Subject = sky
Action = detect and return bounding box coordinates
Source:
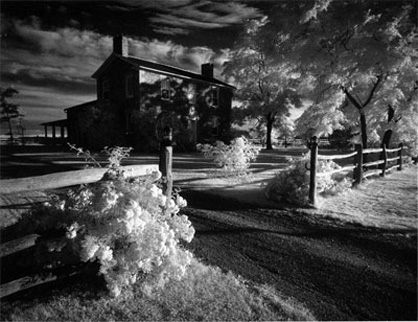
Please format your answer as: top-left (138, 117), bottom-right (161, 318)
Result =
top-left (0, 0), bottom-right (301, 136)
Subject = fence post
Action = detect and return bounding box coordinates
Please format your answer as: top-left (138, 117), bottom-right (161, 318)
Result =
top-left (381, 144), bottom-right (387, 177)
top-left (397, 143), bottom-right (403, 171)
top-left (159, 126), bottom-right (173, 200)
top-left (309, 136), bottom-right (318, 207)
top-left (353, 144), bottom-right (363, 186)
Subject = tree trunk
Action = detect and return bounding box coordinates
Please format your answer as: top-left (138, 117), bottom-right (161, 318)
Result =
top-left (359, 111), bottom-right (368, 163)
top-left (265, 114), bottom-right (274, 150)
top-left (359, 111), bottom-right (367, 150)
top-left (381, 105), bottom-right (395, 149)
top-left (379, 105), bottom-right (395, 168)
top-left (7, 118), bottom-right (14, 145)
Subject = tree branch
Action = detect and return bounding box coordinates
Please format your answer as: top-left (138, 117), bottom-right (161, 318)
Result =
top-left (341, 86), bottom-right (363, 111)
top-left (362, 74), bottom-right (382, 107)
top-left (258, 79), bottom-right (264, 95)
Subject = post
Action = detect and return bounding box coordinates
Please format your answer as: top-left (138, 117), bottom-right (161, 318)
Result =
top-left (397, 143), bottom-right (403, 171)
top-left (159, 126), bottom-right (173, 200)
top-left (309, 136), bottom-right (318, 207)
top-left (353, 144), bottom-right (363, 186)
top-left (381, 144), bottom-right (387, 177)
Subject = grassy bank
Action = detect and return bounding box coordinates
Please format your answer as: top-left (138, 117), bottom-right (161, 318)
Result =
top-left (1, 255), bottom-right (315, 321)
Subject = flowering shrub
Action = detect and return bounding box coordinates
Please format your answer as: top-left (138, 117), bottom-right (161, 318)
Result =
top-left (197, 137), bottom-right (260, 179)
top-left (41, 146), bottom-right (195, 297)
top-left (264, 154), bottom-right (352, 205)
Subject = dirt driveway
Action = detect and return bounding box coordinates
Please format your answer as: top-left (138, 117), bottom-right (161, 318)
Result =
top-left (181, 187), bottom-right (417, 321)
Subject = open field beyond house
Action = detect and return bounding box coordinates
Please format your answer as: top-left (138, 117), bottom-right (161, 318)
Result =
top-left (0, 145), bottom-right (417, 321)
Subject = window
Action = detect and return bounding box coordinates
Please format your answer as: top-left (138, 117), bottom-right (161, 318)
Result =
top-left (102, 78), bottom-right (110, 100)
top-left (161, 78), bottom-right (171, 101)
top-left (210, 86), bottom-right (219, 107)
top-left (125, 74), bottom-right (135, 98)
top-left (211, 116), bottom-right (219, 136)
top-left (186, 83), bottom-right (196, 104)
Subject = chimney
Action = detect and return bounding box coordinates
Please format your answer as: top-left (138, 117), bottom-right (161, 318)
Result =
top-left (113, 34), bottom-right (128, 57)
top-left (201, 63), bottom-right (214, 78)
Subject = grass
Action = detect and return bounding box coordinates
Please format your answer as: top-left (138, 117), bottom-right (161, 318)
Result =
top-left (0, 253), bottom-right (315, 321)
top-left (315, 165), bottom-right (417, 230)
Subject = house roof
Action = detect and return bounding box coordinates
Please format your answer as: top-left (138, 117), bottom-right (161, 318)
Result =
top-left (64, 100), bottom-right (97, 112)
top-left (92, 53), bottom-right (235, 89)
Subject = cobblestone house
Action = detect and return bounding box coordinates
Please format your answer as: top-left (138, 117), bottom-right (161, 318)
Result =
top-left (65, 35), bottom-right (235, 152)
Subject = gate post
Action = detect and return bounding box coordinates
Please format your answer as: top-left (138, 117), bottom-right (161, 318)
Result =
top-left (159, 126), bottom-right (173, 200)
top-left (309, 136), bottom-right (318, 207)
top-left (353, 144), bottom-right (363, 186)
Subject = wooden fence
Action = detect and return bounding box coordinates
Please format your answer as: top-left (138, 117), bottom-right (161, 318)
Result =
top-left (0, 144), bottom-right (173, 299)
top-left (308, 136), bottom-right (403, 207)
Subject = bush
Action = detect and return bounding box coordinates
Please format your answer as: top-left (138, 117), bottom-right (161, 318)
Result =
top-left (15, 146), bottom-right (195, 298)
top-left (264, 154), bottom-right (352, 206)
top-left (197, 136), bottom-right (260, 179)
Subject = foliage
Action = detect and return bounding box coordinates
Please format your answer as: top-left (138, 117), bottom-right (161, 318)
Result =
top-left (197, 136), bottom-right (260, 179)
top-left (265, 155), bottom-right (352, 205)
top-left (223, 17), bottom-right (303, 150)
top-left (1, 86), bottom-right (24, 144)
top-left (23, 146), bottom-right (195, 298)
top-left (292, 0), bottom-right (418, 149)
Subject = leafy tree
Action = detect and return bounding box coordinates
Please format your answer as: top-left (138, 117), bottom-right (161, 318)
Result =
top-left (275, 116), bottom-right (295, 147)
top-left (1, 86), bottom-right (24, 145)
top-left (292, 0), bottom-right (417, 151)
top-left (223, 17), bottom-right (303, 150)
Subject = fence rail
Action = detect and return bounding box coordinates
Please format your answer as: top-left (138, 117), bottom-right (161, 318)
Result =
top-left (308, 136), bottom-right (403, 207)
top-left (318, 151), bottom-right (357, 160)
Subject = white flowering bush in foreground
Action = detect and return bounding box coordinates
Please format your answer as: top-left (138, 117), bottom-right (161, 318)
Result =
top-left (197, 136), bottom-right (260, 179)
top-left (265, 154), bottom-right (352, 205)
top-left (44, 147), bottom-right (195, 297)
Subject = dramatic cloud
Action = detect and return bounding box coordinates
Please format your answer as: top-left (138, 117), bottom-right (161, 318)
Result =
top-left (147, 1), bottom-right (262, 35)
top-left (116, 0), bottom-right (194, 8)
top-left (128, 38), bottom-right (229, 77)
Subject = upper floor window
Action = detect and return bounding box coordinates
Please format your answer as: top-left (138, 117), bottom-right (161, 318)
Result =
top-left (161, 78), bottom-right (171, 101)
top-left (125, 74), bottom-right (135, 98)
top-left (186, 83), bottom-right (196, 104)
top-left (102, 78), bottom-right (110, 100)
top-left (210, 86), bottom-right (219, 107)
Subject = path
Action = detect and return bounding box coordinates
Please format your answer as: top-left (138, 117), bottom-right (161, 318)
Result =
top-left (178, 164), bottom-right (417, 320)
top-left (181, 169), bottom-right (417, 320)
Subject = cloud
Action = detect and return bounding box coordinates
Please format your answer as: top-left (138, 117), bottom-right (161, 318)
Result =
top-left (128, 38), bottom-right (230, 79)
top-left (12, 17), bottom-right (111, 60)
top-left (115, 0), bottom-right (193, 9)
top-left (1, 17), bottom-right (109, 90)
top-left (145, 1), bottom-right (262, 35)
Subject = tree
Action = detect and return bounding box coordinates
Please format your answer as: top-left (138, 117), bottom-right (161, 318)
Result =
top-left (17, 116), bottom-right (26, 146)
top-left (275, 116), bottom-right (295, 147)
top-left (292, 0), bottom-right (417, 151)
top-left (223, 17), bottom-right (303, 150)
top-left (1, 86), bottom-right (24, 145)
